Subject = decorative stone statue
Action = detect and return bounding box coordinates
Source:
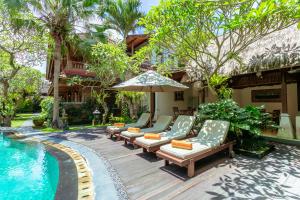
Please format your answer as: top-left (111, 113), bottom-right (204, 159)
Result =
top-left (277, 113), bottom-right (294, 140)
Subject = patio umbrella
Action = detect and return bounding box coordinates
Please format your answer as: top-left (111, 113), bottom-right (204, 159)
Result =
top-left (113, 70), bottom-right (189, 126)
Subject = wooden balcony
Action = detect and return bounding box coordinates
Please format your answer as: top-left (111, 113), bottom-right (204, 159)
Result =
top-left (66, 61), bottom-right (87, 70)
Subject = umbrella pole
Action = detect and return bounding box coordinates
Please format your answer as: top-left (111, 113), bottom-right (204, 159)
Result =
top-left (150, 92), bottom-right (155, 127)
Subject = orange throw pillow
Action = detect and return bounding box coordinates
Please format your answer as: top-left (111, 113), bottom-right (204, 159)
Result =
top-left (144, 133), bottom-right (161, 140)
top-left (171, 140), bottom-right (193, 150)
top-left (127, 127), bottom-right (141, 133)
top-left (114, 123), bottom-right (125, 127)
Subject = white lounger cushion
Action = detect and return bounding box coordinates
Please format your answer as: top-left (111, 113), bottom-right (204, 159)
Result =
top-left (196, 120), bottom-right (230, 146)
top-left (135, 134), bottom-right (187, 147)
top-left (107, 113), bottom-right (151, 133)
top-left (160, 120), bottom-right (230, 159)
top-left (160, 143), bottom-right (211, 159)
top-left (135, 115), bottom-right (195, 147)
top-left (120, 131), bottom-right (145, 138)
top-left (121, 115), bottom-right (172, 138)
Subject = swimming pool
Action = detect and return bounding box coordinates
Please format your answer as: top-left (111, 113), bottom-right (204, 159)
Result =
top-left (0, 133), bottom-right (59, 200)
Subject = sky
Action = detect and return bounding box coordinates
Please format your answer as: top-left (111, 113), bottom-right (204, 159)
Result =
top-left (37, 0), bottom-right (160, 74)
top-left (141, 0), bottom-right (160, 12)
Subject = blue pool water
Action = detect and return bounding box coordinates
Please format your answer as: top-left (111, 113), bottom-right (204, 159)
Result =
top-left (0, 133), bottom-right (59, 200)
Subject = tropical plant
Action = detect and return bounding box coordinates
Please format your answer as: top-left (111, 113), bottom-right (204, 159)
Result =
top-left (209, 74), bottom-right (232, 100)
top-left (32, 115), bottom-right (46, 127)
top-left (137, 0), bottom-right (300, 95)
top-left (40, 97), bottom-right (54, 126)
top-left (109, 114), bottom-right (134, 124)
top-left (0, 1), bottom-right (45, 126)
top-left (92, 90), bottom-right (110, 124)
top-left (115, 91), bottom-right (144, 119)
top-left (100, 0), bottom-right (144, 39)
top-left (196, 99), bottom-right (276, 141)
top-left (5, 0), bottom-right (98, 128)
top-left (87, 42), bottom-right (132, 123)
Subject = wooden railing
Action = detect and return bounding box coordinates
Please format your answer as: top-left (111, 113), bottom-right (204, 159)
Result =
top-left (67, 61), bottom-right (87, 70)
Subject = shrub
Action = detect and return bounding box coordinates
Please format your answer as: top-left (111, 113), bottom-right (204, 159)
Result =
top-left (32, 114), bottom-right (46, 127)
top-left (40, 97), bottom-right (54, 126)
top-left (196, 99), bottom-right (276, 141)
top-left (109, 114), bottom-right (135, 124)
top-left (62, 98), bottom-right (98, 125)
top-left (16, 96), bottom-right (42, 113)
top-left (16, 99), bottom-right (34, 113)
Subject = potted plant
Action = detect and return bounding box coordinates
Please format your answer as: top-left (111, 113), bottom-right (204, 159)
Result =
top-left (32, 114), bottom-right (46, 127)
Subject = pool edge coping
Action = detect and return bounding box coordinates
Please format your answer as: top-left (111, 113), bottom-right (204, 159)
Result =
top-left (2, 131), bottom-right (94, 200)
top-left (1, 128), bottom-right (129, 200)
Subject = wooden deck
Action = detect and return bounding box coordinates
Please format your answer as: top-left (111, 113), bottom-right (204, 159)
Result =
top-left (52, 128), bottom-right (300, 200)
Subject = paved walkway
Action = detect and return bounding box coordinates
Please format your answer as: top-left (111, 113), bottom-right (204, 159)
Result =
top-left (20, 113), bottom-right (39, 127)
top-left (47, 128), bottom-right (300, 200)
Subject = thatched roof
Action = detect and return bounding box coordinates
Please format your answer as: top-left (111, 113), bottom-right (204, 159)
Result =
top-left (186, 24), bottom-right (300, 81)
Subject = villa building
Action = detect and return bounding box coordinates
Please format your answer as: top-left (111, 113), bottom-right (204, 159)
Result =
top-left (132, 25), bottom-right (300, 140)
top-left (45, 25), bottom-right (300, 138)
top-left (46, 44), bottom-right (99, 103)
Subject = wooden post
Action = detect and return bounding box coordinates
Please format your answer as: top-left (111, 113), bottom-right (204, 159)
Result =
top-left (297, 80), bottom-right (300, 111)
top-left (165, 160), bottom-right (169, 166)
top-left (281, 72), bottom-right (288, 113)
top-left (150, 92), bottom-right (155, 126)
top-left (201, 87), bottom-right (205, 104)
top-left (187, 159), bottom-right (195, 177)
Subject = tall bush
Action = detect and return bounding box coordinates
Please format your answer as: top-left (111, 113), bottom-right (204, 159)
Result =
top-left (196, 99), bottom-right (276, 140)
top-left (40, 97), bottom-right (54, 126)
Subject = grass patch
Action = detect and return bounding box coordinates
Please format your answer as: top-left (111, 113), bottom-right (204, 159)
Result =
top-left (11, 113), bottom-right (35, 128)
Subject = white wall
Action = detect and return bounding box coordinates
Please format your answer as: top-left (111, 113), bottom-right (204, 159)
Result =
top-left (233, 83), bottom-right (298, 125)
top-left (154, 85), bottom-right (196, 118)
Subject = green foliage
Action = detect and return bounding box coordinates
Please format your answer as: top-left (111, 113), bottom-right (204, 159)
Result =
top-left (100, 0), bottom-right (144, 38)
top-left (89, 42), bottom-right (133, 83)
top-left (238, 137), bottom-right (270, 153)
top-left (115, 91), bottom-right (144, 119)
top-left (115, 91), bottom-right (144, 106)
top-left (0, 1), bottom-right (45, 126)
top-left (109, 114), bottom-right (134, 124)
top-left (209, 74), bottom-right (232, 100)
top-left (197, 99), bottom-right (275, 139)
top-left (138, 0), bottom-right (300, 87)
top-left (40, 97), bottom-right (54, 126)
top-left (16, 99), bottom-right (34, 113)
top-left (32, 114), bottom-right (46, 127)
top-left (88, 42), bottom-right (135, 123)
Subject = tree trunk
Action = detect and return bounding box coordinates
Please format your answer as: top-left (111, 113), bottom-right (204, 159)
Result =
top-left (102, 102), bottom-right (109, 124)
top-left (52, 35), bottom-right (62, 128)
top-left (207, 81), bottom-right (219, 101)
top-left (2, 81), bottom-right (12, 127)
top-left (132, 100), bottom-right (139, 119)
top-left (126, 100), bottom-right (136, 119)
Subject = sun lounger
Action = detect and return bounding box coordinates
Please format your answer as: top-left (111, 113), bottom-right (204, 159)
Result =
top-left (156, 120), bottom-right (235, 177)
top-left (106, 113), bottom-right (151, 140)
top-left (120, 115), bottom-right (173, 146)
top-left (134, 115), bottom-right (196, 152)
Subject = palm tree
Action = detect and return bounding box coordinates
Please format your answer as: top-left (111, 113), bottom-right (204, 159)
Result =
top-left (5, 0), bottom-right (96, 128)
top-left (100, 0), bottom-right (144, 39)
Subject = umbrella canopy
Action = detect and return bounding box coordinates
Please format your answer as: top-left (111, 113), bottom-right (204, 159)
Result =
top-left (113, 70), bottom-right (189, 126)
top-left (113, 70), bottom-right (189, 92)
